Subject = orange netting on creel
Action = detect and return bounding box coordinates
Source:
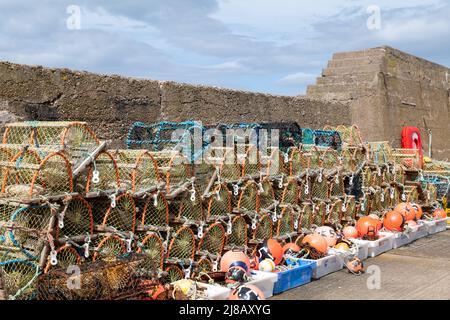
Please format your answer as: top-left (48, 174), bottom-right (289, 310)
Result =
top-left (241, 145), bottom-right (261, 178)
top-left (102, 193), bottom-right (136, 233)
top-left (390, 148), bottom-right (421, 170)
top-left (319, 148), bottom-right (340, 171)
top-left (263, 147), bottom-right (287, 177)
top-left (327, 200), bottom-right (342, 225)
top-left (251, 213), bottom-right (273, 241)
top-left (226, 215), bottom-right (248, 248)
top-left (194, 162), bottom-right (216, 195)
top-left (150, 150), bottom-right (192, 193)
top-left (195, 257), bottom-right (213, 275)
top-left (332, 125), bottom-right (363, 147)
top-left (206, 183), bottom-right (232, 219)
top-left (110, 149), bottom-right (160, 193)
top-left (259, 178), bottom-right (275, 210)
top-left (1, 148), bottom-right (73, 199)
top-left (280, 178), bottom-right (300, 205)
top-left (137, 233), bottom-right (164, 271)
top-left (405, 186), bottom-right (419, 203)
top-left (298, 203), bottom-right (313, 230)
top-left (44, 244), bottom-right (82, 273)
top-left (302, 145), bottom-right (321, 170)
top-left (312, 202), bottom-right (327, 227)
top-left (275, 206), bottom-right (294, 238)
top-left (219, 147), bottom-right (244, 182)
top-left (162, 264), bottom-right (185, 284)
top-left (166, 226), bottom-right (196, 261)
top-left (393, 165), bottom-right (405, 185)
top-left (197, 223), bottom-right (226, 256)
top-left (177, 188), bottom-right (205, 222)
top-left (289, 147), bottom-right (310, 177)
top-left (329, 174), bottom-right (345, 198)
top-left (361, 167), bottom-right (373, 188)
top-left (56, 195), bottom-right (94, 239)
top-left (237, 180), bottom-right (260, 213)
top-left (311, 176), bottom-right (329, 201)
top-left (341, 148), bottom-right (356, 173)
top-left (141, 192), bottom-right (169, 228)
top-left (342, 195), bottom-right (357, 221)
top-left (92, 234), bottom-right (127, 262)
top-left (84, 151), bottom-right (120, 193)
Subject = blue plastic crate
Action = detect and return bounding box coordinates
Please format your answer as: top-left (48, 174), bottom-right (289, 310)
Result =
top-left (272, 260), bottom-right (317, 295)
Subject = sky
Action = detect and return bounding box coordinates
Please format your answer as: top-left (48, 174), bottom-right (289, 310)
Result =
top-left (0, 0), bottom-right (449, 96)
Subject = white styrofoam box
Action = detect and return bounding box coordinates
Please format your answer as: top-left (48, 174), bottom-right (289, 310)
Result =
top-left (352, 233), bottom-right (394, 258)
top-left (248, 270), bottom-right (278, 299)
top-left (409, 221), bottom-right (429, 241)
top-left (353, 240), bottom-right (369, 260)
top-left (379, 231), bottom-right (412, 249)
top-left (198, 283), bottom-right (231, 300)
top-left (423, 218), bottom-right (448, 234)
top-left (301, 254), bottom-right (344, 279)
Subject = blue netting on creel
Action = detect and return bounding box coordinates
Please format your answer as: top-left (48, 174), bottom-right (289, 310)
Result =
top-left (126, 121), bottom-right (208, 163)
top-left (302, 129), bottom-right (342, 150)
top-left (420, 175), bottom-right (450, 200)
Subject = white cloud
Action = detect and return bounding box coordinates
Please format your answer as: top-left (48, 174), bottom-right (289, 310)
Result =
top-left (277, 72), bottom-right (317, 86)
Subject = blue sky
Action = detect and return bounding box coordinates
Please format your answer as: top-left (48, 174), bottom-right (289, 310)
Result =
top-left (0, 0), bottom-right (449, 95)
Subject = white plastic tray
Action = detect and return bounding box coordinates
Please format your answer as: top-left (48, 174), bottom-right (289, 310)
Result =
top-left (352, 233), bottom-right (394, 257)
top-left (408, 221), bottom-right (429, 241)
top-left (198, 283), bottom-right (231, 300)
top-left (248, 270), bottom-right (278, 299)
top-left (301, 254), bottom-right (344, 279)
top-left (379, 231), bottom-right (412, 249)
top-left (424, 218), bottom-right (448, 234)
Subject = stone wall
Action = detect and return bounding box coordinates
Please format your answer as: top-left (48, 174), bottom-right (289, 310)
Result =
top-left (307, 46), bottom-right (450, 160)
top-left (0, 61), bottom-right (350, 147)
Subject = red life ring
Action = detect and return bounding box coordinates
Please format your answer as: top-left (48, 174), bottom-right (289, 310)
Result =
top-left (401, 127), bottom-right (423, 168)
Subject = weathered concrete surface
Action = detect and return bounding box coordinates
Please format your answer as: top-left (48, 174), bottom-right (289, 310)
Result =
top-left (272, 230), bottom-right (450, 300)
top-left (0, 62), bottom-right (350, 147)
top-left (307, 46), bottom-right (450, 160)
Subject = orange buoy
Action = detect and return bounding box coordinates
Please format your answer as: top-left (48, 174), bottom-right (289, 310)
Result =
top-left (229, 284), bottom-right (265, 300)
top-left (256, 239), bottom-right (283, 265)
top-left (394, 202), bottom-right (415, 221)
top-left (433, 208), bottom-right (447, 220)
top-left (301, 234), bottom-right (328, 254)
top-left (342, 226), bottom-right (358, 239)
top-left (356, 216), bottom-right (379, 237)
top-left (410, 203), bottom-right (423, 220)
top-left (220, 250), bottom-right (250, 273)
top-left (383, 210), bottom-right (404, 231)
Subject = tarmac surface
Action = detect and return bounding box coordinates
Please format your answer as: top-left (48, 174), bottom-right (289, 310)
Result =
top-left (272, 230), bottom-right (450, 300)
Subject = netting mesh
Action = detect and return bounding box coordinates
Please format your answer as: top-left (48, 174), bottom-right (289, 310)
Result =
top-left (137, 233), bottom-right (164, 271)
top-left (393, 165), bottom-right (405, 185)
top-left (219, 148), bottom-right (244, 182)
top-left (44, 245), bottom-right (81, 273)
top-left (151, 151), bottom-right (192, 193)
top-left (275, 207), bottom-right (294, 238)
top-left (167, 226), bottom-right (196, 261)
top-left (367, 142), bottom-right (391, 165)
top-left (195, 257), bottom-right (213, 275)
top-left (111, 150), bottom-right (160, 192)
top-left (312, 202), bottom-right (326, 226)
top-left (342, 195), bottom-right (356, 221)
top-left (280, 179), bottom-right (300, 204)
top-left (299, 203), bottom-right (313, 230)
top-left (252, 214), bottom-right (273, 241)
top-left (207, 184), bottom-right (231, 219)
top-left (320, 148), bottom-right (340, 170)
top-left (259, 178), bottom-right (275, 210)
top-left (92, 235), bottom-right (127, 262)
top-left (197, 223), bottom-right (225, 255)
top-left (311, 176), bottom-right (329, 201)
top-left (85, 151), bottom-right (120, 193)
top-left (163, 264), bottom-right (185, 284)
top-left (328, 200), bottom-right (342, 225)
top-left (141, 193), bottom-right (169, 227)
top-left (289, 148), bottom-right (309, 176)
top-left (241, 146), bottom-right (261, 177)
top-left (237, 181), bottom-right (259, 212)
top-left (56, 196), bottom-right (93, 239)
top-left (330, 175), bottom-right (345, 198)
top-left (226, 215), bottom-right (247, 248)
top-left (0, 260), bottom-right (39, 300)
top-left (341, 148), bottom-right (356, 172)
top-left (177, 188), bottom-right (205, 222)
top-left (390, 148), bottom-right (421, 170)
top-left (102, 194), bottom-right (136, 233)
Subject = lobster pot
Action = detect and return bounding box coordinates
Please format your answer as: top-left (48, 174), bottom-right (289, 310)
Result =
top-left (0, 147), bottom-right (15, 185)
top-left (329, 174), bottom-right (345, 198)
top-left (44, 244), bottom-right (82, 274)
top-left (36, 253), bottom-right (155, 300)
top-left (299, 203), bottom-right (313, 230)
top-left (2, 121), bottom-right (100, 169)
top-left (301, 145), bottom-right (321, 170)
top-left (299, 176), bottom-right (312, 202)
top-left (341, 148), bottom-right (356, 173)
top-left (251, 213), bottom-right (273, 241)
top-left (370, 189), bottom-right (384, 213)
top-left (82, 151), bottom-right (120, 193)
top-left (237, 181), bottom-right (260, 213)
top-left (217, 147), bottom-right (243, 182)
top-left (92, 234), bottom-right (127, 262)
top-left (289, 147), bottom-right (310, 176)
top-left (1, 205), bottom-right (54, 260)
top-left (1, 148), bottom-right (73, 199)
top-left (280, 178), bottom-right (300, 205)
top-left (140, 192), bottom-right (169, 228)
top-left (311, 176), bottom-right (329, 201)
top-left (56, 196), bottom-right (94, 241)
top-left (101, 194), bottom-right (137, 233)
top-left (194, 162), bottom-right (216, 195)
top-left (166, 226), bottom-right (196, 262)
top-left (312, 202), bottom-right (327, 227)
top-left (367, 141), bottom-right (391, 166)
top-left (150, 150), bottom-right (192, 193)
top-left (136, 232), bottom-right (164, 271)
top-left (274, 207), bottom-right (295, 239)
top-left (404, 186), bottom-right (419, 203)
top-left (334, 125), bottom-right (363, 147)
top-left (372, 167), bottom-right (384, 186)
top-left (357, 193), bottom-right (370, 216)
top-left (195, 257), bottom-right (213, 275)
top-left (361, 167), bottom-right (373, 188)
top-left (393, 165), bottom-right (405, 185)
top-left (341, 195), bottom-right (356, 222)
top-left (320, 148), bottom-right (340, 171)
top-left (327, 200), bottom-right (342, 225)
top-left (423, 183), bottom-right (438, 205)
top-left (176, 188), bottom-right (205, 222)
top-left (226, 215), bottom-right (248, 248)
top-left (241, 145), bottom-right (261, 178)
top-left (86, 197), bottom-right (114, 226)
top-left (388, 186), bottom-right (401, 208)
top-left (390, 148), bottom-right (421, 170)
top-left (0, 259), bottom-right (40, 300)
top-left (263, 147), bottom-right (288, 177)
top-left (259, 178), bottom-right (275, 210)
top-left (163, 264), bottom-right (185, 284)
top-left (206, 184), bottom-right (231, 220)
top-left (110, 150), bottom-right (160, 193)
top-left (197, 223), bottom-right (226, 256)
